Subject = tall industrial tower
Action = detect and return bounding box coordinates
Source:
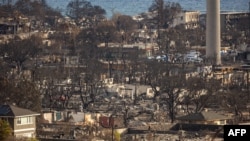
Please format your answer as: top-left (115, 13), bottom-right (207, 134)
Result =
top-left (206, 0), bottom-right (221, 65)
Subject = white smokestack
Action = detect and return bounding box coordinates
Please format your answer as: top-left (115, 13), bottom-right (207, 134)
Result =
top-left (206, 0), bottom-right (221, 65)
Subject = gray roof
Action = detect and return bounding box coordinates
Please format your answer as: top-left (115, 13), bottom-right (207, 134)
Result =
top-left (176, 111), bottom-right (230, 121)
top-left (0, 104), bottom-right (40, 117)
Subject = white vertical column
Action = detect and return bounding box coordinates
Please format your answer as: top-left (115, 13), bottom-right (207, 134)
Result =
top-left (206, 0), bottom-right (221, 65)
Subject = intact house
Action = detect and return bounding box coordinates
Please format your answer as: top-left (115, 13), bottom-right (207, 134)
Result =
top-left (0, 104), bottom-right (40, 138)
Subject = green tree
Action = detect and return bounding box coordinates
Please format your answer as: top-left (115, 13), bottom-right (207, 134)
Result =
top-left (0, 119), bottom-right (12, 141)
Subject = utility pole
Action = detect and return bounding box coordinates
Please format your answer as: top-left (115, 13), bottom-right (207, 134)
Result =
top-left (109, 114), bottom-right (116, 141)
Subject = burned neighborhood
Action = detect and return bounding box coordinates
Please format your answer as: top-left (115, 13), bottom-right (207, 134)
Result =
top-left (0, 0), bottom-right (250, 141)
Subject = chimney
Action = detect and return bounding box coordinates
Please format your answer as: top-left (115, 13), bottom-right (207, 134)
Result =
top-left (206, 0), bottom-right (221, 65)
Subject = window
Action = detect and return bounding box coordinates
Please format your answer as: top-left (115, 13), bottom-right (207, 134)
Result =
top-left (17, 117), bottom-right (33, 125)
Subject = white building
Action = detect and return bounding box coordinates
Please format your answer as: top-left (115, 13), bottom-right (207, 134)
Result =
top-left (172, 11), bottom-right (200, 29)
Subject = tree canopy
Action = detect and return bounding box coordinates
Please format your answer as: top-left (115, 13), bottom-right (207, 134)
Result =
top-left (66, 0), bottom-right (106, 21)
top-left (0, 119), bottom-right (12, 141)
